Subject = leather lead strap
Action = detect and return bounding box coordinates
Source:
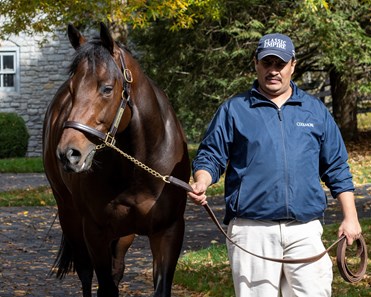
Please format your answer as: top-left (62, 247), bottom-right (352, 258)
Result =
top-left (167, 175), bottom-right (367, 283)
top-left (336, 235), bottom-right (367, 283)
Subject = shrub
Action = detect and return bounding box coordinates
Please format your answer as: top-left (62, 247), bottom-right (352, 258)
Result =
top-left (0, 112), bottom-right (29, 158)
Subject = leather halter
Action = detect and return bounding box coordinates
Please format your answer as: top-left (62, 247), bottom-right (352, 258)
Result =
top-left (63, 51), bottom-right (132, 145)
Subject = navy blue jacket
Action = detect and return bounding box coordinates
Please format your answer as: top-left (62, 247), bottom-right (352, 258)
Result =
top-left (193, 81), bottom-right (354, 224)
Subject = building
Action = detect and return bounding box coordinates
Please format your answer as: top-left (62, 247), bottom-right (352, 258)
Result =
top-left (0, 28), bottom-right (74, 156)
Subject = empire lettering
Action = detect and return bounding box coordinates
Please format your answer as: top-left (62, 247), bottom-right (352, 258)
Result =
top-left (264, 38), bottom-right (287, 49)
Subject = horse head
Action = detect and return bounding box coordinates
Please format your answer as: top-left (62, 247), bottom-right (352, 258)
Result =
top-left (57, 23), bottom-right (132, 173)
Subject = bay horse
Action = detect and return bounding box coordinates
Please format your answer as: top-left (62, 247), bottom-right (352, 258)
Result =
top-left (42, 23), bottom-right (190, 297)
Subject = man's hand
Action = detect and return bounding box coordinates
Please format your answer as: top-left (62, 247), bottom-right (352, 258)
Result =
top-left (337, 192), bottom-right (362, 245)
top-left (188, 170), bottom-right (212, 206)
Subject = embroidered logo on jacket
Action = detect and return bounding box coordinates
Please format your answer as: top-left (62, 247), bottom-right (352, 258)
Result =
top-left (296, 122), bottom-right (314, 127)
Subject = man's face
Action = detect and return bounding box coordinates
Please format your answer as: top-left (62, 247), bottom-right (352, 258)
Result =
top-left (255, 56), bottom-right (296, 99)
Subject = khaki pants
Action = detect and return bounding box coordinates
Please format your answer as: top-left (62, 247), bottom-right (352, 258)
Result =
top-left (227, 219), bottom-right (333, 297)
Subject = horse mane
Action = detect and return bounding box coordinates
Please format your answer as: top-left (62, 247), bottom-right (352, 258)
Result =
top-left (68, 37), bottom-right (122, 79)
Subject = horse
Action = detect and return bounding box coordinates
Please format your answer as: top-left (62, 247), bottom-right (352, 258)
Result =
top-left (42, 22), bottom-right (190, 297)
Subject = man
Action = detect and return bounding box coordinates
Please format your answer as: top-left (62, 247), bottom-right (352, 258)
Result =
top-left (188, 33), bottom-right (362, 296)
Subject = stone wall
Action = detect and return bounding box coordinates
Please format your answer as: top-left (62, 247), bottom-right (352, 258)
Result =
top-left (0, 29), bottom-right (74, 156)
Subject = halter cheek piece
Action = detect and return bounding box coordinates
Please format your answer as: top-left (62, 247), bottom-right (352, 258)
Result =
top-left (63, 51), bottom-right (132, 146)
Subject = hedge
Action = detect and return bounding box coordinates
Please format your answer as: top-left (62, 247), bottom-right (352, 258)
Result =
top-left (0, 112), bottom-right (30, 158)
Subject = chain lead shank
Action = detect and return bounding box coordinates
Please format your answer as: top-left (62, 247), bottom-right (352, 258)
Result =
top-left (100, 140), bottom-right (170, 183)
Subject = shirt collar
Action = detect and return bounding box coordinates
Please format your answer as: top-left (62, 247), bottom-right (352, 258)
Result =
top-left (250, 80), bottom-right (303, 107)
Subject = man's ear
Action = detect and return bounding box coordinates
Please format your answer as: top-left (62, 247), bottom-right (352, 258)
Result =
top-left (291, 59), bottom-right (297, 74)
top-left (254, 57), bottom-right (258, 70)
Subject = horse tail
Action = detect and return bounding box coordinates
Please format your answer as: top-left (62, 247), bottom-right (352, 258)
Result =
top-left (51, 234), bottom-right (75, 279)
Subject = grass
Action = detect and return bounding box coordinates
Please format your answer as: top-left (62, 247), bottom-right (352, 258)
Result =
top-left (0, 157), bottom-right (44, 173)
top-left (0, 186), bottom-right (55, 207)
top-left (174, 218), bottom-right (371, 297)
top-left (174, 244), bottom-right (234, 296)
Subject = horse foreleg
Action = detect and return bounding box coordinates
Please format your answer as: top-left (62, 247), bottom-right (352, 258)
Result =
top-left (75, 261), bottom-right (94, 297)
top-left (149, 219), bottom-right (185, 297)
top-left (57, 207), bottom-right (94, 297)
top-left (111, 234), bottom-right (135, 286)
top-left (83, 223), bottom-right (118, 297)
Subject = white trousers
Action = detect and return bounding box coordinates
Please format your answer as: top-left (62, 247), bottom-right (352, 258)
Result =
top-left (226, 219), bottom-right (333, 297)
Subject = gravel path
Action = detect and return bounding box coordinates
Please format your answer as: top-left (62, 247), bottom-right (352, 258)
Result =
top-left (0, 203), bottom-right (224, 297)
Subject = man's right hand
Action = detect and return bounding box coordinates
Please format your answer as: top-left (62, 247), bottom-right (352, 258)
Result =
top-left (187, 170), bottom-right (212, 206)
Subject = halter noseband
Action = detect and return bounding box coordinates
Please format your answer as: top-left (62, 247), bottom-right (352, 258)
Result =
top-left (63, 50), bottom-right (132, 146)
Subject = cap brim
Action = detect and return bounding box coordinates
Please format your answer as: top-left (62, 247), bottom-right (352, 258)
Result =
top-left (257, 50), bottom-right (292, 62)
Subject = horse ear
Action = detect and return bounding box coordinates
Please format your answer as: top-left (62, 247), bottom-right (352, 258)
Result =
top-left (99, 22), bottom-right (115, 55)
top-left (68, 23), bottom-right (86, 50)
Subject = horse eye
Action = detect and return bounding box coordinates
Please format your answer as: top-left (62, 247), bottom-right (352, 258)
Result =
top-left (102, 86), bottom-right (113, 95)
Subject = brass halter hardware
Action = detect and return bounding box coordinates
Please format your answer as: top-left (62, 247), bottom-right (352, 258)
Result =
top-left (62, 49), bottom-right (169, 183)
top-left (63, 50), bottom-right (132, 146)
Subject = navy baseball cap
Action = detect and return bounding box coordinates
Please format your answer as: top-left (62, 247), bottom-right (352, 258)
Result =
top-left (256, 33), bottom-right (295, 62)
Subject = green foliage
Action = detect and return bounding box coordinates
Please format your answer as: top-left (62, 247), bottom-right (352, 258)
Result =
top-left (130, 1), bottom-right (266, 141)
top-left (120, 0), bottom-right (222, 31)
top-left (0, 0), bottom-right (370, 141)
top-left (129, 0), bottom-right (370, 141)
top-left (0, 0), bottom-right (222, 38)
top-left (266, 1), bottom-right (370, 140)
top-left (273, 0), bottom-right (371, 92)
top-left (0, 113), bottom-right (29, 158)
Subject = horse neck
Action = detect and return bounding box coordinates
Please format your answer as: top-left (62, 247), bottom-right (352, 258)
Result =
top-left (114, 66), bottom-right (163, 149)
top-left (133, 79), bottom-right (168, 144)
top-left (119, 53), bottom-right (180, 158)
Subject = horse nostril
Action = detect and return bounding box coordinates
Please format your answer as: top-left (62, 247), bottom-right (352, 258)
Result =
top-left (57, 147), bottom-right (82, 169)
top-left (66, 148), bottom-right (82, 165)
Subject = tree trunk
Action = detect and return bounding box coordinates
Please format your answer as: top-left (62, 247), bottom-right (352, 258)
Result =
top-left (329, 68), bottom-right (358, 141)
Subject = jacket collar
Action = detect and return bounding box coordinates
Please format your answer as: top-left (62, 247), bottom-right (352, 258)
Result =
top-left (250, 80), bottom-right (303, 107)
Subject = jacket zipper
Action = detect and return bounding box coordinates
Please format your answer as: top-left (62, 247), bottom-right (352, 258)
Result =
top-left (277, 108), bottom-right (283, 121)
top-left (277, 108), bottom-right (290, 217)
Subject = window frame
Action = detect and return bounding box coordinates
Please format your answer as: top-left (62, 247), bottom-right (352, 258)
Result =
top-left (0, 47), bottom-right (20, 93)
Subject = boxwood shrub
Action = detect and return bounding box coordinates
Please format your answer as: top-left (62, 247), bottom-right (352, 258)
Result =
top-left (0, 112), bottom-right (30, 158)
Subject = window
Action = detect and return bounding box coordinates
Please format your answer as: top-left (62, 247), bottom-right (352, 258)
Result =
top-left (0, 49), bottom-right (18, 92)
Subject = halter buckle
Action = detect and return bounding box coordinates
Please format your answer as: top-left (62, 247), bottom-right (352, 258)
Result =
top-left (104, 133), bottom-right (116, 146)
top-left (124, 68), bottom-right (133, 83)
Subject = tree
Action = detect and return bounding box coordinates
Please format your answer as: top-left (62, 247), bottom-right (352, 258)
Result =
top-left (130, 1), bottom-right (288, 141)
top-left (1, 0), bottom-right (369, 141)
top-left (268, 0), bottom-right (371, 140)
top-left (130, 0), bottom-right (370, 141)
top-left (136, 0), bottom-right (371, 140)
top-left (0, 0), bottom-right (221, 39)
top-left (0, 0), bottom-right (223, 141)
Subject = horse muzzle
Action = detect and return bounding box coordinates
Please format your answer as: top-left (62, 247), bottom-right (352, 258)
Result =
top-left (57, 145), bottom-right (96, 173)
